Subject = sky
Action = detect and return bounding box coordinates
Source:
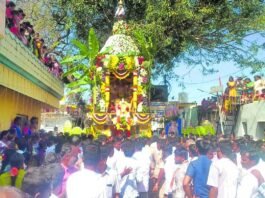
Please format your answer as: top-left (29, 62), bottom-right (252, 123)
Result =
top-left (161, 60), bottom-right (265, 103)
top-left (165, 62), bottom-right (253, 103)
top-left (153, 34), bottom-right (265, 104)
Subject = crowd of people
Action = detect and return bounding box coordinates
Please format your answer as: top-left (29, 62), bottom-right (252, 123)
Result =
top-left (0, 116), bottom-right (265, 198)
top-left (200, 75), bottom-right (265, 114)
top-left (5, 1), bottom-right (63, 78)
top-left (224, 75), bottom-right (265, 104)
top-left (201, 97), bottom-right (218, 112)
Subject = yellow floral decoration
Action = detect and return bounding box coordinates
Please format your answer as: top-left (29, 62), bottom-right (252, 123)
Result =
top-left (109, 55), bottom-right (119, 69)
top-left (137, 86), bottom-right (143, 95)
top-left (125, 56), bottom-right (134, 70)
top-left (101, 83), bottom-right (106, 94)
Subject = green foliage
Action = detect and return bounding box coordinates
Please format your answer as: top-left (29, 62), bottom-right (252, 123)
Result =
top-left (61, 28), bottom-right (100, 95)
top-left (16, 0), bottom-right (71, 54)
top-left (71, 40), bottom-right (89, 56)
top-left (20, 0), bottom-right (265, 75)
top-left (88, 29), bottom-right (100, 60)
top-left (67, 77), bottom-right (92, 88)
top-left (132, 30), bottom-right (156, 62)
top-left (61, 56), bottom-right (86, 64)
top-left (67, 87), bottom-right (89, 95)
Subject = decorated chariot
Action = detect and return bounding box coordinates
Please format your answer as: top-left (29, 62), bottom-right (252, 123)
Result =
top-left (87, 1), bottom-right (152, 137)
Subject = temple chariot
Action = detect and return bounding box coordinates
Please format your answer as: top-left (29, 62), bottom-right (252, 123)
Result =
top-left (87, 1), bottom-right (152, 137)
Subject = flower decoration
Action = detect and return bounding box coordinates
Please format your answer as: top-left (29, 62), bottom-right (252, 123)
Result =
top-left (109, 55), bottom-right (120, 69)
top-left (96, 66), bottom-right (103, 73)
top-left (140, 68), bottom-right (147, 76)
top-left (137, 86), bottom-right (144, 95)
top-left (137, 101), bottom-right (143, 112)
top-left (98, 54), bottom-right (149, 72)
top-left (134, 56), bottom-right (140, 68)
top-left (100, 83), bottom-right (106, 93)
top-left (96, 55), bottom-right (105, 67)
top-left (103, 55), bottom-right (111, 68)
top-left (88, 19), bottom-right (152, 133)
top-left (113, 20), bottom-right (128, 35)
top-left (110, 103), bottom-right (115, 112)
top-left (98, 99), bottom-right (106, 112)
top-left (138, 94), bottom-right (143, 102)
top-left (101, 73), bottom-right (106, 81)
top-left (125, 56), bottom-right (134, 70)
top-left (111, 99), bottom-right (133, 131)
top-left (142, 76), bottom-right (148, 84)
top-left (138, 56), bottom-right (144, 65)
top-left (100, 34), bottom-right (140, 55)
top-left (10, 167), bottom-right (19, 177)
top-left (118, 63), bottom-right (125, 70)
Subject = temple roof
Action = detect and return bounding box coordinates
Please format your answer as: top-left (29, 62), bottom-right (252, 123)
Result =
top-left (100, 34), bottom-right (140, 56)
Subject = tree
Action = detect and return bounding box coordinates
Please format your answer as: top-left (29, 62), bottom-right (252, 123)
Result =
top-left (16, 0), bottom-right (71, 54)
top-left (18, 0), bottom-right (265, 75)
top-left (61, 28), bottom-right (99, 95)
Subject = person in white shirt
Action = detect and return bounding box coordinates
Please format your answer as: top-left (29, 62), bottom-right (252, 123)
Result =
top-left (171, 146), bottom-right (189, 198)
top-left (66, 142), bottom-right (106, 198)
top-left (133, 139), bottom-right (151, 198)
top-left (232, 140), bottom-right (243, 168)
top-left (242, 146), bottom-right (264, 184)
top-left (207, 140), bottom-right (239, 198)
top-left (106, 146), bottom-right (116, 169)
top-left (236, 169), bottom-right (259, 198)
top-left (254, 75), bottom-right (265, 94)
top-left (237, 146), bottom-right (264, 198)
top-left (116, 140), bottom-right (140, 198)
top-left (160, 144), bottom-right (178, 197)
top-left (98, 144), bottom-right (120, 198)
top-left (150, 138), bottom-right (166, 198)
top-left (207, 143), bottom-right (219, 163)
top-left (142, 138), bottom-right (152, 162)
top-left (107, 137), bottom-right (124, 171)
top-left (257, 141), bottom-right (265, 179)
top-left (149, 137), bottom-right (159, 178)
top-left (188, 144), bottom-right (198, 162)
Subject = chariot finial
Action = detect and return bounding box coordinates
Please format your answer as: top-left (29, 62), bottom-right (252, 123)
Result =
top-left (115, 0), bottom-right (125, 19)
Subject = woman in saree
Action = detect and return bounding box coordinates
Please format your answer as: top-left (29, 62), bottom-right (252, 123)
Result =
top-left (228, 76), bottom-right (237, 97)
top-left (226, 76), bottom-right (237, 112)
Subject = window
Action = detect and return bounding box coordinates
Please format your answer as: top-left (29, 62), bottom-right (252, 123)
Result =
top-left (242, 122), bottom-right (247, 135)
top-left (256, 122), bottom-right (265, 139)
